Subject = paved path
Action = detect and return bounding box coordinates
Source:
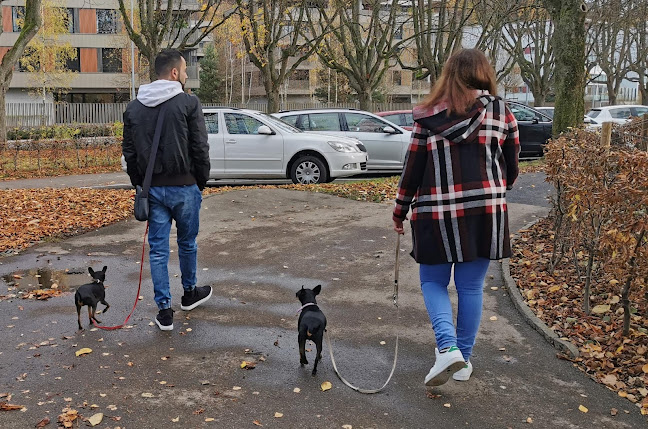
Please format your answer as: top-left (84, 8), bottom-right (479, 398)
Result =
top-left (0, 174), bottom-right (643, 428)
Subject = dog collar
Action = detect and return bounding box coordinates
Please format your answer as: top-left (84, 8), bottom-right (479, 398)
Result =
top-left (296, 302), bottom-right (318, 315)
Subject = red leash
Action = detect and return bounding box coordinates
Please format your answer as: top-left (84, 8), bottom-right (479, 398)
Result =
top-left (92, 222), bottom-right (148, 330)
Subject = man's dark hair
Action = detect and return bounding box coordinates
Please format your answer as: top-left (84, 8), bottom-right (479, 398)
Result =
top-left (155, 49), bottom-right (184, 78)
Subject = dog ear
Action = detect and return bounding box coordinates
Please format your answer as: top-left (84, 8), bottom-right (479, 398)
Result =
top-left (88, 267), bottom-right (95, 275)
top-left (313, 285), bottom-right (321, 295)
top-left (102, 266), bottom-right (107, 273)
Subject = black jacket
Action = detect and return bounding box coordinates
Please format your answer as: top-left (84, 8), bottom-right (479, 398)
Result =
top-left (122, 93), bottom-right (210, 189)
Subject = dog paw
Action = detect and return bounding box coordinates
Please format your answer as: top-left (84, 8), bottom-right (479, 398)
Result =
top-left (311, 370), bottom-right (317, 376)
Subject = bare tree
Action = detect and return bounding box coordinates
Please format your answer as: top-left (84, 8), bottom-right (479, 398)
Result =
top-left (117, 0), bottom-right (232, 81)
top-left (306, 0), bottom-right (405, 110)
top-left (235, 0), bottom-right (329, 113)
top-left (543, 0), bottom-right (587, 134)
top-left (628, 0), bottom-right (648, 105)
top-left (588, 0), bottom-right (633, 105)
top-left (0, 0), bottom-right (43, 141)
top-left (500, 2), bottom-right (555, 107)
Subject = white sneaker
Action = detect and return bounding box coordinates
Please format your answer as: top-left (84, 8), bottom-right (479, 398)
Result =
top-left (424, 346), bottom-right (466, 386)
top-left (453, 360), bottom-right (473, 381)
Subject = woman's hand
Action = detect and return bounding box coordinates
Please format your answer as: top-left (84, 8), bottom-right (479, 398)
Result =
top-left (393, 217), bottom-right (406, 235)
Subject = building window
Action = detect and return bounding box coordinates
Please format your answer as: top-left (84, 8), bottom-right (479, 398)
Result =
top-left (392, 70), bottom-right (402, 86)
top-left (394, 24), bottom-right (403, 40)
top-left (66, 48), bottom-right (81, 72)
top-left (101, 48), bottom-right (122, 73)
top-left (12, 6), bottom-right (25, 32)
top-left (65, 8), bottom-right (75, 33)
top-left (97, 9), bottom-right (118, 34)
top-left (293, 69), bottom-right (309, 81)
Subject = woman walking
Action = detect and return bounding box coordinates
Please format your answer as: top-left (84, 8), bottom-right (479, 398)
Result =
top-left (393, 49), bottom-right (520, 386)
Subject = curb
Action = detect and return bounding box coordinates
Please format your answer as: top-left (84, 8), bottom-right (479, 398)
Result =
top-left (503, 219), bottom-right (581, 359)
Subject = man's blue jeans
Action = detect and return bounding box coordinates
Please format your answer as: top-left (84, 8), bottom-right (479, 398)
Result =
top-left (419, 259), bottom-right (491, 362)
top-left (148, 185), bottom-right (202, 310)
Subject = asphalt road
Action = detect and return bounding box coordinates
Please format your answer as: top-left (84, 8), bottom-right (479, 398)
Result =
top-left (0, 173), bottom-right (644, 428)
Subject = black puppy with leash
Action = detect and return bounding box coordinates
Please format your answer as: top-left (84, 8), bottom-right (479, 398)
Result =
top-left (296, 285), bottom-right (327, 376)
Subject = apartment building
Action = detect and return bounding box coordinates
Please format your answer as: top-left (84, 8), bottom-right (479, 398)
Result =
top-left (0, 0), bottom-right (202, 103)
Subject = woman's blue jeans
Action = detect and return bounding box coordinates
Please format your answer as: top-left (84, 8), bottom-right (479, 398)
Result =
top-left (148, 185), bottom-right (202, 310)
top-left (419, 258), bottom-right (490, 362)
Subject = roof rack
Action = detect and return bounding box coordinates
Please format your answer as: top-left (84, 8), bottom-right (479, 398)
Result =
top-left (202, 106), bottom-right (241, 110)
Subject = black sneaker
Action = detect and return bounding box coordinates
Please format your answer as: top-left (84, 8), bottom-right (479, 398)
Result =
top-left (155, 308), bottom-right (174, 331)
top-left (180, 285), bottom-right (212, 311)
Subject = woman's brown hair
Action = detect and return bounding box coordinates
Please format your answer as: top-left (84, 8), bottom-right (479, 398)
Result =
top-left (421, 48), bottom-right (497, 115)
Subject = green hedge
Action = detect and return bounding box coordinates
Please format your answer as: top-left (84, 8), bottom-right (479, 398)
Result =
top-left (8, 122), bottom-right (123, 140)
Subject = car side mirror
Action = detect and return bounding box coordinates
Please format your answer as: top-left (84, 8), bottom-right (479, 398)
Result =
top-left (532, 118), bottom-right (539, 124)
top-left (257, 125), bottom-right (274, 135)
top-left (382, 126), bottom-right (397, 134)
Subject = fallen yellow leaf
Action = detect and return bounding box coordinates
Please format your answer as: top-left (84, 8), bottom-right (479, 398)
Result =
top-left (293, 388), bottom-right (301, 393)
top-left (205, 417), bottom-right (215, 422)
top-left (75, 348), bottom-right (92, 357)
top-left (321, 381), bottom-right (332, 391)
top-left (171, 416), bottom-right (179, 422)
top-left (526, 417), bottom-right (533, 423)
top-left (87, 413), bottom-right (103, 426)
top-left (579, 405), bottom-right (588, 413)
top-left (642, 364), bottom-right (648, 374)
top-left (274, 412), bottom-right (283, 418)
top-left (489, 316), bottom-right (498, 321)
top-left (443, 403), bottom-right (451, 408)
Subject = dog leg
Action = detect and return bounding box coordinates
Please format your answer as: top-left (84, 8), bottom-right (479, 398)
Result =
top-left (312, 336), bottom-right (323, 376)
top-left (298, 331), bottom-right (308, 366)
top-left (91, 304), bottom-right (101, 324)
top-left (77, 303), bottom-right (83, 330)
top-left (87, 306), bottom-right (93, 326)
top-left (101, 300), bottom-right (110, 314)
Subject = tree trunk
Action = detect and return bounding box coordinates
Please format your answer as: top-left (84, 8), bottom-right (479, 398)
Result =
top-left (0, 82), bottom-right (8, 144)
top-left (357, 88), bottom-right (372, 111)
top-left (546, 0), bottom-right (586, 134)
top-left (147, 51), bottom-right (157, 83)
top-left (266, 88), bottom-right (280, 114)
top-left (606, 81), bottom-right (617, 106)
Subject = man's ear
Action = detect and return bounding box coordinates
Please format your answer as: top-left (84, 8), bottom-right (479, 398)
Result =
top-left (313, 285), bottom-right (321, 295)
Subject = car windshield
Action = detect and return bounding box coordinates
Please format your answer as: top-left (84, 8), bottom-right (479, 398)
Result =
top-left (587, 110), bottom-right (601, 118)
top-left (256, 113), bottom-right (303, 133)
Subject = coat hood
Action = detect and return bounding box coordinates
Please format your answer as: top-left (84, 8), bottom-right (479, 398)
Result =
top-left (136, 80), bottom-right (184, 107)
top-left (413, 90), bottom-right (497, 144)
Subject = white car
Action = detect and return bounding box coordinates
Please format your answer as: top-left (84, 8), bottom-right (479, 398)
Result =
top-left (272, 109), bottom-right (412, 172)
top-left (123, 108), bottom-right (368, 184)
top-left (586, 105), bottom-right (648, 127)
top-left (534, 107), bottom-right (595, 125)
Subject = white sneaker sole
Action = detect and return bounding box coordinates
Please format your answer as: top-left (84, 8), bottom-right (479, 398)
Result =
top-left (155, 318), bottom-right (173, 331)
top-left (424, 359), bottom-right (466, 386)
top-left (180, 288), bottom-right (213, 311)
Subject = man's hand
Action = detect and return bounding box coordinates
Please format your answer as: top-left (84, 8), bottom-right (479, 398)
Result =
top-left (393, 217), bottom-right (406, 235)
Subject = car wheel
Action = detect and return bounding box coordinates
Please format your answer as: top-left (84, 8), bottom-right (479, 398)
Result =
top-left (290, 156), bottom-right (328, 185)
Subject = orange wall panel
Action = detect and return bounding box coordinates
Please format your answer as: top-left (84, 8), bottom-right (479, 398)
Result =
top-left (79, 9), bottom-right (96, 34)
top-left (0, 47), bottom-right (10, 62)
top-left (80, 48), bottom-right (97, 72)
top-left (2, 6), bottom-right (13, 33)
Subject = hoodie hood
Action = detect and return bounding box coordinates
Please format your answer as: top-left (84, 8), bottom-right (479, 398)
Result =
top-left (136, 80), bottom-right (184, 107)
top-left (413, 90), bottom-right (496, 144)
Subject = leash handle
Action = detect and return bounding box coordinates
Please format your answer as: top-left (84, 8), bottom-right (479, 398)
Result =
top-left (92, 222), bottom-right (148, 330)
top-left (326, 232), bottom-right (401, 394)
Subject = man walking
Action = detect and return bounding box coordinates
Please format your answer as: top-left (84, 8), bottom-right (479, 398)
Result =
top-left (122, 49), bottom-right (212, 331)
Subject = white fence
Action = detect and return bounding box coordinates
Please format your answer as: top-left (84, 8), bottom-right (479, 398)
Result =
top-left (5, 101), bottom-right (417, 127)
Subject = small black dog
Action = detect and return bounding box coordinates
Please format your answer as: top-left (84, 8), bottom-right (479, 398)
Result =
top-left (296, 285), bottom-right (327, 376)
top-left (75, 266), bottom-right (109, 330)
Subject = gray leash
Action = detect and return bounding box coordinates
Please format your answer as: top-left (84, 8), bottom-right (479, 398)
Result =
top-left (325, 233), bottom-right (401, 394)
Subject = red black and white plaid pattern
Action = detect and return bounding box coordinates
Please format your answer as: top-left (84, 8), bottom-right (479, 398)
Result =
top-left (393, 92), bottom-right (520, 264)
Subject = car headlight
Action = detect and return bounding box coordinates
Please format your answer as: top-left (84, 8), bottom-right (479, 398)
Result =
top-left (328, 141), bottom-right (359, 152)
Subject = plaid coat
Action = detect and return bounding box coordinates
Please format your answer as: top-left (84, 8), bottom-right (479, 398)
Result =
top-left (393, 92), bottom-right (520, 265)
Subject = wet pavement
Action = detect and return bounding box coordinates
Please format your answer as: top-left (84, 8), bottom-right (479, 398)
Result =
top-left (0, 175), bottom-right (645, 428)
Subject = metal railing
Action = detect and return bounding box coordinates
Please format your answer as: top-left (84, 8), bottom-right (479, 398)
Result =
top-left (4, 101), bottom-right (419, 126)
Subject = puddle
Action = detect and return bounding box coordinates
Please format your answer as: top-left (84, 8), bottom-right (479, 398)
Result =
top-left (2, 268), bottom-right (90, 297)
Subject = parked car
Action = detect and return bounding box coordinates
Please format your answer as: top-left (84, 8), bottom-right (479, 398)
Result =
top-left (122, 107), bottom-right (368, 185)
top-left (374, 110), bottom-right (414, 131)
top-left (534, 107), bottom-right (595, 125)
top-left (506, 101), bottom-right (553, 156)
top-left (272, 108), bottom-right (411, 172)
top-left (586, 105), bottom-right (648, 127)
